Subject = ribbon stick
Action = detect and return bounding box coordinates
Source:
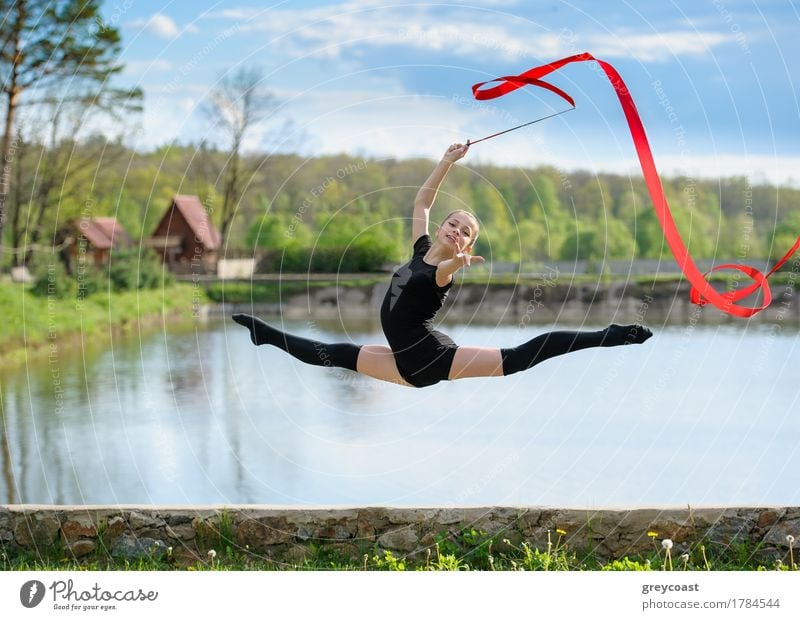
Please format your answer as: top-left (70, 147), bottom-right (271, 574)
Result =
top-left (472, 52), bottom-right (800, 318)
top-left (467, 107), bottom-right (574, 146)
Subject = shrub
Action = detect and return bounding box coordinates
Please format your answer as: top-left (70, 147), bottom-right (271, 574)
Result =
top-left (30, 258), bottom-right (76, 299)
top-left (106, 249), bottom-right (172, 292)
top-left (257, 243), bottom-right (398, 273)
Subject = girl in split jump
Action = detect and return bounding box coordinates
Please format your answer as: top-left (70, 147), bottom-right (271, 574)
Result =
top-left (233, 143), bottom-right (653, 388)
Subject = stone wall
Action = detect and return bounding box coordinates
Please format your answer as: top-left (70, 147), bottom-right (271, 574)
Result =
top-left (217, 278), bottom-right (800, 324)
top-left (2, 505), bottom-right (798, 566)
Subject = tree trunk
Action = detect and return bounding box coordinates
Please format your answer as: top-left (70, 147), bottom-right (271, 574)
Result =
top-left (220, 147), bottom-right (241, 248)
top-left (0, 0), bottom-right (24, 262)
top-left (0, 88), bottom-right (20, 261)
top-left (9, 133), bottom-right (26, 267)
top-left (23, 134), bottom-right (59, 266)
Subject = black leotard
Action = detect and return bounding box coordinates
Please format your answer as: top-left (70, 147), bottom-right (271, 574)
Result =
top-left (380, 234), bottom-right (458, 387)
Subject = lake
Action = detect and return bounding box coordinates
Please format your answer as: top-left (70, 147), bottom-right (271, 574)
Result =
top-left (1, 313), bottom-right (798, 507)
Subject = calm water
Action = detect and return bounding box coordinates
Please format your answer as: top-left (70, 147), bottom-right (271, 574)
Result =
top-left (1, 315), bottom-right (798, 507)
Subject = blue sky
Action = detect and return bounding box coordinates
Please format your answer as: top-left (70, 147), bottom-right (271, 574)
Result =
top-left (106, 0), bottom-right (799, 185)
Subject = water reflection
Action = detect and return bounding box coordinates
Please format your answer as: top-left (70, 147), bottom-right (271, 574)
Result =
top-left (1, 315), bottom-right (799, 506)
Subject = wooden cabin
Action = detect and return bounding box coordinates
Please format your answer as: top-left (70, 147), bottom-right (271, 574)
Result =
top-left (66, 217), bottom-right (133, 268)
top-left (147, 195), bottom-right (221, 274)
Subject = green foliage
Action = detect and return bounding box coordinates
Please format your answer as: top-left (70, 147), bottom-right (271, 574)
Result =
top-left (256, 214), bottom-right (404, 272)
top-left (0, 281), bottom-right (199, 366)
top-left (106, 249), bottom-right (173, 292)
top-left (559, 225), bottom-right (596, 261)
top-left (75, 260), bottom-right (107, 298)
top-left (246, 213), bottom-right (312, 250)
top-left (4, 529), bottom-right (798, 572)
top-left (30, 258), bottom-right (76, 299)
top-left (7, 144), bottom-right (800, 272)
top-left (372, 550), bottom-right (407, 571)
top-left (770, 210), bottom-right (800, 261)
top-left (429, 548), bottom-right (469, 571)
top-left (601, 557), bottom-right (652, 571)
top-left (0, 0), bottom-right (142, 252)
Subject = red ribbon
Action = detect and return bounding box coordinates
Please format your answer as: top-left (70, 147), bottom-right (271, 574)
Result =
top-left (472, 52), bottom-right (800, 318)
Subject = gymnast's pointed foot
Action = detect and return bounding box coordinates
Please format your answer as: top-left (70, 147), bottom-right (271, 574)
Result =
top-left (602, 323), bottom-right (653, 346)
top-left (232, 313), bottom-right (277, 346)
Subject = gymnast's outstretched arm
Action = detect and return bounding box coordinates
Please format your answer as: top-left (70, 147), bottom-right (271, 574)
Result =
top-left (411, 143), bottom-right (469, 243)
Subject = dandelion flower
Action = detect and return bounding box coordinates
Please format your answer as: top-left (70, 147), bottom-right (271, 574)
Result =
top-left (556, 529), bottom-right (567, 536)
top-left (207, 549), bottom-right (217, 559)
top-left (647, 531), bottom-right (658, 538)
top-left (787, 535), bottom-right (795, 545)
top-left (662, 539), bottom-right (673, 550)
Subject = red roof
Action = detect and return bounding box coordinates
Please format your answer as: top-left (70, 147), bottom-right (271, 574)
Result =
top-left (77, 217), bottom-right (133, 250)
top-left (171, 195), bottom-right (221, 250)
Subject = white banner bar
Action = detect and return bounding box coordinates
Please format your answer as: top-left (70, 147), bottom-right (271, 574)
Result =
top-left (2, 571), bottom-right (797, 619)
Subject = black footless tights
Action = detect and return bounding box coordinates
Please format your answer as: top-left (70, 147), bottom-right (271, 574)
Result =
top-left (233, 314), bottom-right (652, 381)
top-left (232, 314), bottom-right (360, 372)
top-left (499, 324), bottom-right (652, 376)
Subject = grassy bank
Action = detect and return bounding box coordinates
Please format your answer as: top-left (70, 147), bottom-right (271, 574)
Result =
top-left (203, 278), bottom-right (384, 304)
top-left (1, 281), bottom-right (203, 369)
top-left (3, 529), bottom-right (796, 571)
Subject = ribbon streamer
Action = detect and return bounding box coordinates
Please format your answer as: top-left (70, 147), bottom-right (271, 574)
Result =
top-left (471, 52), bottom-right (800, 318)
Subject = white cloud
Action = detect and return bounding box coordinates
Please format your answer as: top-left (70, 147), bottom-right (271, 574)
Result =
top-left (130, 13), bottom-right (182, 39)
top-left (635, 153), bottom-right (800, 187)
top-left (123, 59), bottom-right (175, 76)
top-left (203, 3), bottom-right (736, 63)
top-left (587, 31), bottom-right (733, 63)
top-left (228, 83), bottom-right (797, 186)
top-left (246, 88), bottom-right (468, 158)
top-left (487, 149), bottom-right (800, 188)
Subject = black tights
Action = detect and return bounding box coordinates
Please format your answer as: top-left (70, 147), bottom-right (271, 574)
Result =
top-left (232, 314), bottom-right (652, 382)
top-left (499, 324), bottom-right (652, 376)
top-left (232, 314), bottom-right (361, 371)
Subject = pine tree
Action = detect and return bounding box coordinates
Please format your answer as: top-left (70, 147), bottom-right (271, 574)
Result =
top-left (0, 0), bottom-right (139, 261)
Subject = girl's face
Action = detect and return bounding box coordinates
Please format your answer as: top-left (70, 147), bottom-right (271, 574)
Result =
top-left (435, 211), bottom-right (478, 254)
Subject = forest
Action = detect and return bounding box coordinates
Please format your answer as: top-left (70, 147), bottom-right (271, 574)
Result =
top-left (5, 138), bottom-right (800, 273)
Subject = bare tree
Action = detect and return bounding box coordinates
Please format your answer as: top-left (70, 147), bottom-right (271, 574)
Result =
top-left (204, 66), bottom-right (279, 247)
top-left (11, 88), bottom-right (139, 267)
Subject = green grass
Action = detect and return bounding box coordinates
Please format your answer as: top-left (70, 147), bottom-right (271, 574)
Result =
top-left (0, 281), bottom-right (202, 369)
top-left (2, 528), bottom-right (796, 572)
top-left (203, 278), bottom-right (384, 304)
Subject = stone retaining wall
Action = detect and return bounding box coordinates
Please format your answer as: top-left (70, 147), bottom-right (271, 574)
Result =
top-left (2, 505), bottom-right (798, 566)
top-left (216, 278), bottom-right (800, 324)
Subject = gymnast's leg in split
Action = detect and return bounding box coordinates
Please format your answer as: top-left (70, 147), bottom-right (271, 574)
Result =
top-left (447, 323), bottom-right (652, 381)
top-left (231, 313), bottom-right (411, 386)
top-left (232, 313), bottom-right (651, 387)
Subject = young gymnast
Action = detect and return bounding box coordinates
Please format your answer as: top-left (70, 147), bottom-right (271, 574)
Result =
top-left (233, 143), bottom-right (652, 388)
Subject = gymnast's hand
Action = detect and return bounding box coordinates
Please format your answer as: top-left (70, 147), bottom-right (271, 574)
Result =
top-left (442, 143), bottom-right (469, 163)
top-left (454, 250), bottom-right (485, 268)
top-left (435, 249), bottom-right (484, 286)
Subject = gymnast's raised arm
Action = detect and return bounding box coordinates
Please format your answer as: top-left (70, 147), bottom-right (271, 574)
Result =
top-left (411, 143), bottom-right (469, 244)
